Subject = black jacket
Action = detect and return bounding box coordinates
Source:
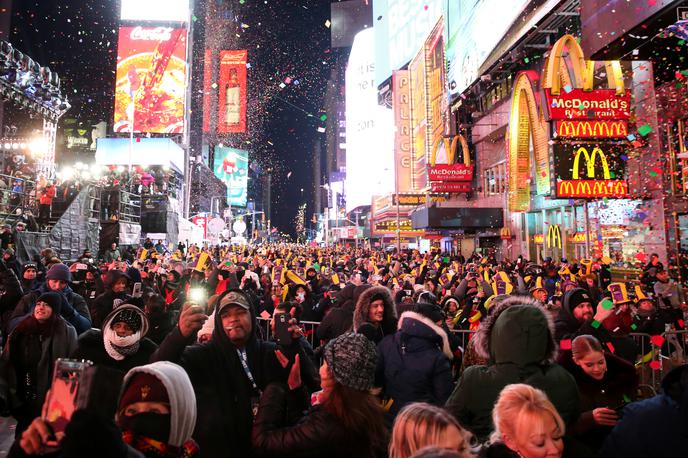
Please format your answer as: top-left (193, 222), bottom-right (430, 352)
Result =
top-left (376, 311), bottom-right (453, 422)
top-left (10, 284), bottom-right (91, 335)
top-left (316, 283), bottom-right (356, 343)
top-left (252, 383), bottom-right (385, 458)
top-left (151, 290), bottom-right (316, 458)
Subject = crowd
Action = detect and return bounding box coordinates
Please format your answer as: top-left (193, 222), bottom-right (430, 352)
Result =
top-left (0, 242), bottom-right (683, 457)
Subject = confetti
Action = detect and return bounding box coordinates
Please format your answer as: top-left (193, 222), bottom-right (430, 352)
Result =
top-left (637, 124), bottom-right (653, 136)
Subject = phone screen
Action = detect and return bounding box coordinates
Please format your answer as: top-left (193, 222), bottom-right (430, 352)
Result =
top-left (43, 360), bottom-right (91, 448)
top-left (274, 313), bottom-right (292, 346)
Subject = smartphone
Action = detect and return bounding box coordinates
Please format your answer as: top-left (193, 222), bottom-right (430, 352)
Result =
top-left (274, 313), bottom-right (292, 346)
top-left (188, 287), bottom-right (206, 304)
top-left (43, 359), bottom-right (93, 449)
top-left (132, 282), bottom-right (142, 298)
top-left (75, 263), bottom-right (87, 270)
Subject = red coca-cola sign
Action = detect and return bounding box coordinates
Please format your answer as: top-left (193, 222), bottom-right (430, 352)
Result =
top-left (544, 88), bottom-right (631, 121)
top-left (430, 182), bottom-right (471, 193)
top-left (427, 164), bottom-right (474, 182)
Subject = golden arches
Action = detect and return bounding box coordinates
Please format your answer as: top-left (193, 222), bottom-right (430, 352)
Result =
top-left (572, 146), bottom-right (611, 180)
top-left (507, 72), bottom-right (549, 212)
top-left (429, 135), bottom-right (471, 167)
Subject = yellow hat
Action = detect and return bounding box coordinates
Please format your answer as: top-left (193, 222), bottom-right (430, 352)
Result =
top-left (634, 285), bottom-right (652, 303)
top-left (530, 276), bottom-right (546, 293)
top-left (580, 259), bottom-right (593, 276)
top-left (608, 282), bottom-right (632, 305)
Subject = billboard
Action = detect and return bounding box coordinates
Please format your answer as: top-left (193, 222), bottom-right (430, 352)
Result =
top-left (392, 70), bottom-right (413, 192)
top-left (552, 142), bottom-right (628, 199)
top-left (373, 0), bottom-right (444, 86)
top-left (120, 0), bottom-right (189, 22)
top-left (409, 50), bottom-right (427, 190)
top-left (218, 50), bottom-right (248, 134)
top-left (213, 147), bottom-right (249, 207)
top-left (114, 26), bottom-right (188, 134)
top-left (345, 29), bottom-right (395, 212)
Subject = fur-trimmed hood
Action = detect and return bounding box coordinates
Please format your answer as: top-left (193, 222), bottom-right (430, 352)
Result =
top-left (353, 285), bottom-right (398, 331)
top-left (398, 311), bottom-right (453, 360)
top-left (473, 295), bottom-right (557, 366)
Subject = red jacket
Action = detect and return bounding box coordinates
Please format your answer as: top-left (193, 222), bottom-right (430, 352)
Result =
top-left (39, 185), bottom-right (56, 205)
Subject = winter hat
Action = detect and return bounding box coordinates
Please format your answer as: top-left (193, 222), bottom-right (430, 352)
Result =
top-left (46, 263), bottom-right (72, 282)
top-left (111, 307), bottom-right (144, 333)
top-left (22, 262), bottom-right (37, 273)
top-left (118, 372), bottom-right (169, 411)
top-left (3, 247), bottom-right (14, 256)
top-left (414, 303), bottom-right (444, 323)
top-left (102, 304), bottom-right (149, 361)
top-left (36, 292), bottom-right (62, 315)
top-left (323, 332), bottom-right (377, 391)
top-left (566, 288), bottom-right (592, 311)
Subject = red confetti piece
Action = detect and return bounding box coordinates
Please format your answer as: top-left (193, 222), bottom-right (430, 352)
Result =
top-left (651, 335), bottom-right (665, 347)
top-left (606, 342), bottom-right (615, 354)
top-left (650, 360), bottom-right (661, 370)
top-left (560, 339), bottom-right (572, 350)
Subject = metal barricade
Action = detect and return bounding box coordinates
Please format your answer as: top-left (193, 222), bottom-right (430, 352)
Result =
top-left (450, 328), bottom-right (476, 352)
top-left (256, 317), bottom-right (321, 349)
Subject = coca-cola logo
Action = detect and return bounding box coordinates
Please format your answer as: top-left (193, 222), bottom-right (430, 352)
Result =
top-left (130, 26), bottom-right (173, 42)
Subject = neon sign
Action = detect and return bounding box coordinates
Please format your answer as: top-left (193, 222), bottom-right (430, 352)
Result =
top-left (554, 144), bottom-right (628, 199)
top-left (544, 89), bottom-right (631, 121)
top-left (556, 120), bottom-right (628, 138)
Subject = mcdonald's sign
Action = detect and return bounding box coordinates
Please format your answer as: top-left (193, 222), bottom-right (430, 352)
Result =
top-left (556, 120), bottom-right (628, 139)
top-left (546, 224), bottom-right (562, 249)
top-left (428, 135), bottom-right (474, 186)
top-left (544, 88), bottom-right (631, 121)
top-left (553, 143), bottom-right (628, 199)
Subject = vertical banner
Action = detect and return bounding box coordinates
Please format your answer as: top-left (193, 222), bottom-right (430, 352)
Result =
top-left (424, 18), bottom-right (447, 170)
top-left (218, 50), bottom-right (248, 134)
top-left (202, 49), bottom-right (212, 133)
top-left (113, 26), bottom-right (188, 134)
top-left (392, 70), bottom-right (413, 193)
top-left (409, 51), bottom-right (427, 190)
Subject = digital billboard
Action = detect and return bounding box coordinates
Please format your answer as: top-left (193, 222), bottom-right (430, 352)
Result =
top-left (373, 0), bottom-right (444, 86)
top-left (552, 142), bottom-right (628, 199)
top-left (218, 50), bottom-right (248, 134)
top-left (213, 147), bottom-right (249, 207)
top-left (345, 29), bottom-right (395, 212)
top-left (120, 0), bottom-right (189, 22)
top-left (113, 26), bottom-right (188, 134)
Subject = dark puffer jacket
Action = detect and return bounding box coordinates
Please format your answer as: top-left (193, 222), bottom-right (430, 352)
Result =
top-left (446, 296), bottom-right (579, 442)
top-left (600, 364), bottom-right (688, 457)
top-left (91, 270), bottom-right (132, 328)
top-left (353, 286), bottom-right (398, 344)
top-left (376, 311), bottom-right (453, 422)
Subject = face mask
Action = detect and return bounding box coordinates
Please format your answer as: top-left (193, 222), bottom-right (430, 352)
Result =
top-left (297, 293), bottom-right (305, 300)
top-left (119, 412), bottom-right (171, 443)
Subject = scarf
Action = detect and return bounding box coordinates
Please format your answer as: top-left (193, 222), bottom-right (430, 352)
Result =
top-left (103, 326), bottom-right (141, 361)
top-left (122, 431), bottom-right (199, 458)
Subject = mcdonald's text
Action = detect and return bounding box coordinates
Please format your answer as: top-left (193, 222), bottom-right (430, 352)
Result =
top-left (427, 164), bottom-right (474, 181)
top-left (545, 88), bottom-right (631, 121)
top-left (556, 120), bottom-right (628, 138)
top-left (556, 180), bottom-right (628, 198)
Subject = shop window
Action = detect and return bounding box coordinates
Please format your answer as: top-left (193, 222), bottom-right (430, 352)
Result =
top-left (665, 119), bottom-right (688, 195)
top-left (483, 162), bottom-right (506, 196)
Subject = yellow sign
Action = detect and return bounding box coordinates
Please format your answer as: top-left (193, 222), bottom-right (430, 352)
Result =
top-left (572, 146), bottom-right (610, 179)
top-left (546, 224), bottom-right (562, 249)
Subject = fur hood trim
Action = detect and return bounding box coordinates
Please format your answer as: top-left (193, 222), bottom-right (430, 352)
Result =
top-left (398, 311), bottom-right (453, 360)
top-left (353, 286), bottom-right (397, 331)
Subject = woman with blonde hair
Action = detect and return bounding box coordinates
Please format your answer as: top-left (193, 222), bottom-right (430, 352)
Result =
top-left (481, 384), bottom-right (566, 458)
top-left (390, 402), bottom-right (473, 458)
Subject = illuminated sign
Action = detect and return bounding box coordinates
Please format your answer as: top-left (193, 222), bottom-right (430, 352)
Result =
top-left (374, 219), bottom-right (414, 232)
top-left (345, 29), bottom-right (395, 211)
top-left (425, 18), bottom-right (448, 179)
top-left (393, 194), bottom-right (425, 206)
top-left (568, 231), bottom-right (595, 243)
top-left (546, 224), bottom-right (562, 249)
top-left (428, 135), bottom-right (473, 184)
top-left (120, 0), bottom-right (189, 22)
top-left (409, 49), bottom-right (428, 190)
top-left (533, 234), bottom-right (544, 244)
top-left (393, 70), bottom-right (413, 192)
top-left (218, 50), bottom-right (248, 134)
top-left (213, 147), bottom-right (249, 207)
top-left (430, 182), bottom-right (471, 193)
top-left (113, 26), bottom-right (187, 134)
top-left (556, 120), bottom-right (628, 138)
top-left (553, 144), bottom-right (628, 199)
top-left (544, 89), bottom-right (631, 121)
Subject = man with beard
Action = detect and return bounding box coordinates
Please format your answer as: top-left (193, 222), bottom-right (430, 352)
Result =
top-left (152, 289), bottom-right (317, 458)
top-left (554, 288), bottom-right (615, 345)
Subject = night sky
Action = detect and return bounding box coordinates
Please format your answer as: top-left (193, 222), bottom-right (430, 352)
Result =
top-left (5, 0), bottom-right (333, 235)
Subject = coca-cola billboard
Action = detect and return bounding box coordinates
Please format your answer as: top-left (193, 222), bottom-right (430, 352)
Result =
top-left (427, 164), bottom-right (474, 182)
top-left (113, 26), bottom-right (188, 134)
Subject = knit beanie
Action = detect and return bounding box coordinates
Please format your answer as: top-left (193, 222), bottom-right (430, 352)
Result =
top-left (46, 263), bottom-right (72, 282)
top-left (566, 288), bottom-right (592, 312)
top-left (36, 291), bottom-right (62, 316)
top-left (111, 307), bottom-right (144, 333)
top-left (22, 262), bottom-right (37, 273)
top-left (323, 332), bottom-right (377, 391)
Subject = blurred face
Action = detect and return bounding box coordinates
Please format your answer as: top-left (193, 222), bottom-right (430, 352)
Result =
top-left (657, 271), bottom-right (669, 282)
top-left (34, 301), bottom-right (53, 322)
top-left (424, 280), bottom-right (435, 292)
top-left (368, 299), bottom-right (385, 324)
top-left (272, 284), bottom-right (283, 297)
top-left (638, 300), bottom-right (654, 314)
top-left (111, 243), bottom-right (116, 250)
top-left (23, 268), bottom-right (37, 280)
top-left (112, 278), bottom-right (128, 293)
top-left (574, 350), bottom-right (607, 381)
top-left (533, 289), bottom-right (548, 303)
top-left (572, 302), bottom-right (593, 322)
top-left (505, 412), bottom-right (564, 458)
top-left (220, 305), bottom-right (252, 346)
top-left (436, 424), bottom-right (467, 454)
top-left (48, 279), bottom-right (67, 291)
top-left (112, 321), bottom-right (134, 337)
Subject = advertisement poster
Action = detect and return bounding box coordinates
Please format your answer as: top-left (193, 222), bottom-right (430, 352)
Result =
top-left (213, 147), bottom-right (249, 207)
top-left (114, 26), bottom-right (188, 134)
top-left (202, 49), bottom-right (212, 133)
top-left (218, 50), bottom-right (248, 134)
top-left (424, 18), bottom-right (447, 166)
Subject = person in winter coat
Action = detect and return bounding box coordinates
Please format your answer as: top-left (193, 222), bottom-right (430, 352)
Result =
top-left (445, 296), bottom-right (579, 443)
top-left (158, 270), bottom-right (185, 312)
top-left (9, 264), bottom-right (91, 335)
top-left (0, 260), bottom-right (24, 345)
top-left (144, 293), bottom-right (175, 346)
top-left (3, 248), bottom-right (21, 280)
top-left (0, 292), bottom-right (77, 436)
top-left (14, 361), bottom-right (198, 458)
top-left (71, 304), bottom-right (157, 373)
top-left (559, 335), bottom-right (637, 453)
top-left (376, 309), bottom-right (453, 423)
top-left (19, 263), bottom-right (38, 293)
top-left (316, 283), bottom-right (357, 344)
top-left (353, 286), bottom-right (398, 344)
top-left (151, 289), bottom-right (317, 458)
top-left (252, 332), bottom-right (388, 458)
top-left (599, 364), bottom-right (688, 458)
top-left (290, 283), bottom-right (318, 322)
top-left (91, 270), bottom-right (133, 328)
